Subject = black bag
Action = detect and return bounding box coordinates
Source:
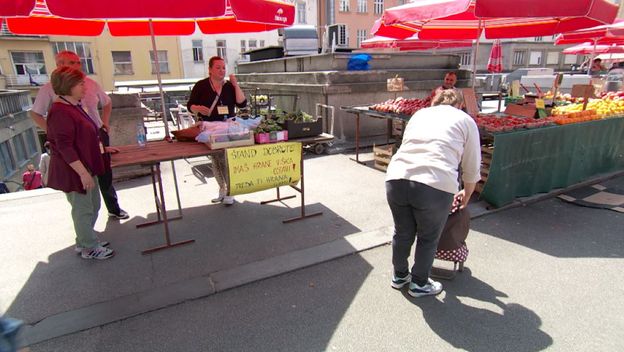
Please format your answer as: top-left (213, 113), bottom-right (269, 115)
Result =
top-left (436, 207), bottom-right (470, 263)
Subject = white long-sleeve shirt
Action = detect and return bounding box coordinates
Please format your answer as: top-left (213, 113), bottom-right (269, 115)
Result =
top-left (386, 104), bottom-right (481, 195)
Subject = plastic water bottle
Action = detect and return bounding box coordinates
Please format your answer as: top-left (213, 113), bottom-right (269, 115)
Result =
top-left (136, 122), bottom-right (147, 147)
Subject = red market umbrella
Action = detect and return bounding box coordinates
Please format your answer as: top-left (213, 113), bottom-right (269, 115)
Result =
top-left (373, 0), bottom-right (619, 40)
top-left (554, 19), bottom-right (624, 45)
top-left (562, 43), bottom-right (624, 55)
top-left (2, 0), bottom-right (295, 135)
top-left (4, 0), bottom-right (294, 36)
top-left (487, 39), bottom-right (502, 73)
top-left (372, 0), bottom-right (618, 86)
top-left (361, 33), bottom-right (472, 51)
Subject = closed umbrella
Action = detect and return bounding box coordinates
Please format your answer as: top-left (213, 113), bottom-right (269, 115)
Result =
top-left (487, 39), bottom-right (503, 73)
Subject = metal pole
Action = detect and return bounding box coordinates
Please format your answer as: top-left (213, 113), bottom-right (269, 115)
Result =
top-left (471, 20), bottom-right (483, 88)
top-left (587, 38), bottom-right (597, 75)
top-left (148, 19), bottom-right (170, 138)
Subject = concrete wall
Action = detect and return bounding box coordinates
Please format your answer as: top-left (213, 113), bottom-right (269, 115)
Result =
top-left (237, 53), bottom-right (470, 142)
top-left (107, 93), bottom-right (151, 180)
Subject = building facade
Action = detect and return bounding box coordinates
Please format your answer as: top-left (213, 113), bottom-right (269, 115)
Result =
top-left (0, 25), bottom-right (184, 93)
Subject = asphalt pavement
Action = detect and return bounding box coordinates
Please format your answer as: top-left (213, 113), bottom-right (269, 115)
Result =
top-left (23, 186), bottom-right (624, 352)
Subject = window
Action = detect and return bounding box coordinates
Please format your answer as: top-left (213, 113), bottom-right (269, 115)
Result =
top-left (249, 39), bottom-right (257, 50)
top-left (150, 50), bottom-right (170, 74)
top-left (564, 54), bottom-right (577, 65)
top-left (357, 0), bottom-right (367, 12)
top-left (0, 141), bottom-right (15, 178)
top-left (338, 25), bottom-right (348, 46)
top-left (216, 40), bottom-right (227, 62)
top-left (459, 52), bottom-right (471, 66)
top-left (192, 40), bottom-right (204, 62)
top-left (546, 52), bottom-right (559, 65)
top-left (240, 40), bottom-right (246, 53)
top-left (356, 29), bottom-right (367, 47)
top-left (374, 0), bottom-right (384, 14)
top-left (111, 51), bottom-right (133, 75)
top-left (340, 0), bottom-right (350, 12)
top-left (534, 36), bottom-right (543, 42)
top-left (24, 129), bottom-right (38, 156)
top-left (529, 51), bottom-right (542, 65)
top-left (10, 51), bottom-right (46, 76)
top-left (513, 50), bottom-right (526, 65)
top-left (53, 42), bottom-right (94, 74)
top-left (13, 134), bottom-right (27, 164)
top-left (397, 0), bottom-right (407, 4)
top-left (260, 40), bottom-right (265, 48)
top-left (297, 2), bottom-right (307, 24)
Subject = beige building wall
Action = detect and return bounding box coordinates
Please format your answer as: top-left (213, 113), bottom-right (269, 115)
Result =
top-left (1, 32), bottom-right (184, 93)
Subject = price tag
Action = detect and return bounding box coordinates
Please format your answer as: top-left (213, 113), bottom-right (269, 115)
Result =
top-left (535, 99), bottom-right (545, 109)
top-left (511, 80), bottom-right (520, 98)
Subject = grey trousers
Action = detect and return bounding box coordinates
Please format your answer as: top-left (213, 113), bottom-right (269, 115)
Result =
top-left (211, 151), bottom-right (228, 193)
top-left (386, 179), bottom-right (453, 286)
top-left (65, 177), bottom-right (101, 249)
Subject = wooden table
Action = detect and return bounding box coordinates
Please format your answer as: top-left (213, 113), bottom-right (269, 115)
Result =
top-left (112, 141), bottom-right (219, 254)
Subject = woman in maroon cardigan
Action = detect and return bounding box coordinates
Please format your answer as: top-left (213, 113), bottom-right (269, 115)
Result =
top-left (46, 66), bottom-right (115, 260)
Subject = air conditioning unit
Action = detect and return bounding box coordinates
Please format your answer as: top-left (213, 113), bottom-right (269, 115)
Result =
top-left (327, 24), bottom-right (348, 48)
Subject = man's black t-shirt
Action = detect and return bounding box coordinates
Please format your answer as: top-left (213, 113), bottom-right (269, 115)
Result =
top-left (187, 78), bottom-right (247, 121)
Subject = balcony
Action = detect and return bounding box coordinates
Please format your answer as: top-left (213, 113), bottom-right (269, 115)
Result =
top-left (0, 90), bottom-right (32, 118)
top-left (3, 74), bottom-right (49, 89)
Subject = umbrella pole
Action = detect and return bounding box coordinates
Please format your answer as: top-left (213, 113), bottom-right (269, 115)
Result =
top-left (149, 19), bottom-right (171, 138)
top-left (587, 39), bottom-right (597, 75)
top-left (471, 20), bottom-right (483, 88)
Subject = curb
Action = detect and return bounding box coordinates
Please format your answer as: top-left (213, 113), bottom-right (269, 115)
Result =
top-left (20, 227), bottom-right (392, 347)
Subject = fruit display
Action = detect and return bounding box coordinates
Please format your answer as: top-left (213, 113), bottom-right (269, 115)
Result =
top-left (369, 96), bottom-right (431, 115)
top-left (475, 114), bottom-right (552, 133)
top-left (552, 95), bottom-right (624, 119)
top-left (551, 110), bottom-right (600, 125)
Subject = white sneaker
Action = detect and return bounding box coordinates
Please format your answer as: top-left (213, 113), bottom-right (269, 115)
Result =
top-left (408, 278), bottom-right (443, 297)
top-left (222, 195), bottom-right (235, 205)
top-left (81, 246), bottom-right (115, 260)
top-left (75, 240), bottom-right (110, 254)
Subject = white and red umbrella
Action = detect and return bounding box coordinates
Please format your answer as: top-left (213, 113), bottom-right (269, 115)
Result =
top-left (361, 31), bottom-right (472, 51)
top-left (486, 39), bottom-right (503, 73)
top-left (562, 43), bottom-right (624, 55)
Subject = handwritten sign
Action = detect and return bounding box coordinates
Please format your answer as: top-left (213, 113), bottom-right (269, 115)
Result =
top-left (511, 80), bottom-right (520, 98)
top-left (226, 142), bottom-right (302, 196)
top-left (460, 88), bottom-right (479, 117)
top-left (535, 99), bottom-right (545, 109)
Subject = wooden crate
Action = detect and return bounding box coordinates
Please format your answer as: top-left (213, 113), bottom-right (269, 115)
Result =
top-left (475, 144), bottom-right (494, 194)
top-left (392, 119), bottom-right (406, 138)
top-left (373, 144), bottom-right (395, 172)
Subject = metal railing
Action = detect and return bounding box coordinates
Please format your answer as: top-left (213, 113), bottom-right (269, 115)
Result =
top-left (0, 90), bottom-right (32, 118)
top-left (4, 74), bottom-right (49, 88)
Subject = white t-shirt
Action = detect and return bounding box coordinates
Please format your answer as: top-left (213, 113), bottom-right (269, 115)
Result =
top-left (31, 77), bottom-right (111, 128)
top-left (385, 104), bottom-right (482, 195)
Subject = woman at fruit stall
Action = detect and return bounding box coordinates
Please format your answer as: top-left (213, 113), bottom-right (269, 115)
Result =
top-left (385, 89), bottom-right (481, 298)
top-left (187, 56), bottom-right (247, 206)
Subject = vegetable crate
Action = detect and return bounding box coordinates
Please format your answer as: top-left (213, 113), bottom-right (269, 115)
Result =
top-left (475, 144), bottom-right (493, 194)
top-left (281, 118), bottom-right (322, 139)
top-left (373, 144), bottom-right (396, 172)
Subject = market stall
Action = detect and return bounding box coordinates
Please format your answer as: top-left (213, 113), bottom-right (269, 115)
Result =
top-left (342, 85), bottom-right (624, 208)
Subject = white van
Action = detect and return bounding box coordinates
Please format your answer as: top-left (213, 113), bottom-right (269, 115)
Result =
top-left (281, 26), bottom-right (319, 56)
